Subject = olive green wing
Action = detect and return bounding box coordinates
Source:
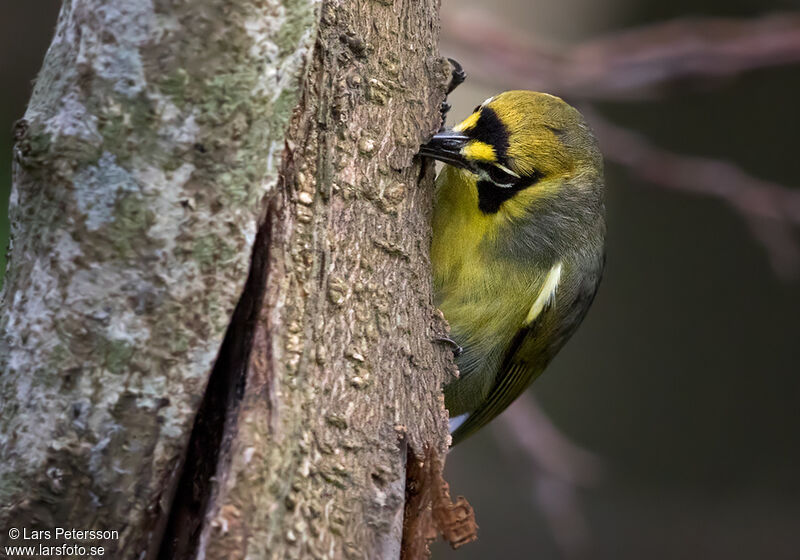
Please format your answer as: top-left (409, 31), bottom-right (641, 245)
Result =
top-left (448, 257), bottom-right (604, 446)
top-left (449, 325), bottom-right (543, 446)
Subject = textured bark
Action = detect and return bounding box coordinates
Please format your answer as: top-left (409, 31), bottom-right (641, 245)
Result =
top-left (1, 0), bottom-right (455, 558)
top-left (189, 1), bottom-right (456, 558)
top-left (0, 0), bottom-right (318, 556)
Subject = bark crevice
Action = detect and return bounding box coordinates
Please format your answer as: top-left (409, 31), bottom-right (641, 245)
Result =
top-left (157, 201), bottom-right (277, 560)
top-left (0, 0), bottom-right (457, 556)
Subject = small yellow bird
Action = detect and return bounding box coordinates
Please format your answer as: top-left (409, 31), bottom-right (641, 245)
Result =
top-left (420, 91), bottom-right (606, 445)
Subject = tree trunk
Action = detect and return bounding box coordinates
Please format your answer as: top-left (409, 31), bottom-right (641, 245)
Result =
top-left (1, 0), bottom-right (454, 558)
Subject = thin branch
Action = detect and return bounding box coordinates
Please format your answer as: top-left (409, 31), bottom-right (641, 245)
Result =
top-left (442, 10), bottom-right (800, 100)
top-left (494, 396), bottom-right (604, 558)
top-left (584, 106), bottom-right (800, 277)
top-left (496, 396), bottom-right (603, 486)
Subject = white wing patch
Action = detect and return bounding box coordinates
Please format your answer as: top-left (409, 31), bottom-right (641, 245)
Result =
top-left (525, 262), bottom-right (563, 325)
top-left (449, 413), bottom-right (470, 433)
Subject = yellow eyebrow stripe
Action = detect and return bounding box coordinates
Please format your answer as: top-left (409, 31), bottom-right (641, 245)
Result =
top-left (462, 140), bottom-right (496, 163)
top-left (454, 111), bottom-right (480, 132)
top-left (525, 262), bottom-right (563, 325)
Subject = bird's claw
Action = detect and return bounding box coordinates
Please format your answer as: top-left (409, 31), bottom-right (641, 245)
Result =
top-left (446, 58), bottom-right (466, 94)
top-left (435, 335), bottom-right (463, 358)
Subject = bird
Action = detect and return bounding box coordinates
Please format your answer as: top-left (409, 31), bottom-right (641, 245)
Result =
top-left (420, 90), bottom-right (606, 445)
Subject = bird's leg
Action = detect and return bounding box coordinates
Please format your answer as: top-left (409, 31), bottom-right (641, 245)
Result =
top-left (435, 335), bottom-right (463, 357)
top-left (439, 58), bottom-right (467, 131)
top-left (439, 101), bottom-right (452, 129)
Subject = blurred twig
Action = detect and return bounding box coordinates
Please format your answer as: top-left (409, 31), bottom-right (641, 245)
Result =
top-left (442, 10), bottom-right (800, 100)
top-left (585, 107), bottom-right (800, 278)
top-left (446, 7), bottom-right (800, 555)
top-left (494, 396), bottom-right (604, 558)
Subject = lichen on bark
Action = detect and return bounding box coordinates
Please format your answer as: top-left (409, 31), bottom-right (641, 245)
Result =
top-left (0, 0), bottom-right (318, 555)
top-left (1, 0), bottom-right (457, 557)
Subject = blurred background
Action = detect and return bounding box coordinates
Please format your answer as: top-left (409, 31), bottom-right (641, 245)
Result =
top-left (436, 0), bottom-right (800, 558)
top-left (1, 1), bottom-right (799, 559)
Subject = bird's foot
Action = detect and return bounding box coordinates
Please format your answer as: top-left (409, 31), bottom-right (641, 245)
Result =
top-left (446, 57), bottom-right (466, 94)
top-left (437, 58), bottom-right (466, 131)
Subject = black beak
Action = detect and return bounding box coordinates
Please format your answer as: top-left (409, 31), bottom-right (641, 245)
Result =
top-left (419, 130), bottom-right (472, 170)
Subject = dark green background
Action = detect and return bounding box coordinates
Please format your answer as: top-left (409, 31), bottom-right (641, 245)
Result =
top-left (438, 0), bottom-right (800, 558)
top-left (2, 1), bottom-right (798, 558)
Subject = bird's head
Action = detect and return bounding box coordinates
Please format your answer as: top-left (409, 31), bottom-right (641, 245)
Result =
top-left (421, 91), bottom-right (603, 217)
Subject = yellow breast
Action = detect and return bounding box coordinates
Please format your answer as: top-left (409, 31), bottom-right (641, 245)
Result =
top-left (431, 166), bottom-right (538, 356)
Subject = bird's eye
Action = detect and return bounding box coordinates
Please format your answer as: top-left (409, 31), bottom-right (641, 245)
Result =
top-left (486, 165), bottom-right (517, 187)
